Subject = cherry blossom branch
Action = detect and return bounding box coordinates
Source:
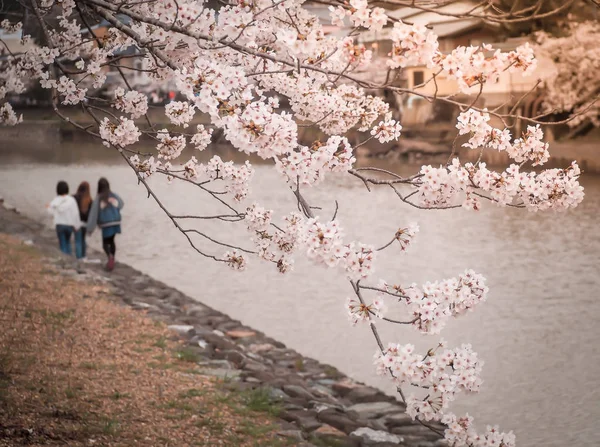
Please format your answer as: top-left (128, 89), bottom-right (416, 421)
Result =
top-left (350, 279), bottom-right (440, 439)
top-left (79, 0), bottom-right (594, 127)
top-left (119, 152), bottom-right (227, 262)
top-left (325, 0), bottom-right (578, 24)
top-left (181, 228), bottom-right (256, 254)
top-left (171, 214), bottom-right (246, 222)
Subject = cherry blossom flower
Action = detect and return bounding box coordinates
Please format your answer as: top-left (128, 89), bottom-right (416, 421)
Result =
top-left (165, 101), bottom-right (196, 128)
top-left (1, 19), bottom-right (22, 33)
top-left (441, 412), bottom-right (516, 447)
top-left (434, 43), bottom-right (537, 93)
top-left (371, 120), bottom-right (402, 143)
top-left (114, 87), bottom-right (148, 119)
top-left (346, 297), bottom-right (371, 325)
top-left (276, 136), bottom-right (355, 186)
top-left (388, 21), bottom-right (439, 69)
top-left (200, 156), bottom-right (254, 201)
top-left (368, 8), bottom-right (388, 32)
top-left (55, 76), bottom-right (86, 105)
top-left (395, 223), bottom-right (419, 251)
top-left (190, 125), bottom-right (213, 151)
top-left (0, 103), bottom-right (22, 126)
top-left (130, 155), bottom-right (160, 179)
top-left (182, 156), bottom-right (200, 180)
top-left (328, 6), bottom-right (347, 27)
top-left (245, 203), bottom-right (272, 232)
top-left (416, 158), bottom-right (583, 212)
top-left (224, 250), bottom-right (247, 270)
top-left (99, 117), bottom-right (141, 148)
top-left (508, 125), bottom-right (549, 166)
top-left (375, 270), bottom-right (488, 335)
top-left (156, 130), bottom-right (187, 160)
top-left (375, 342), bottom-right (484, 421)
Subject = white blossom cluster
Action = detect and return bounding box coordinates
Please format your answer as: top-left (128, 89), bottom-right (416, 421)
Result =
top-left (156, 130), bottom-right (187, 160)
top-left (0, 103), bottom-right (22, 126)
top-left (388, 21), bottom-right (440, 69)
top-left (509, 124), bottom-right (550, 165)
top-left (190, 125), bottom-right (213, 151)
top-left (371, 114), bottom-right (403, 143)
top-left (349, 268), bottom-right (486, 333)
top-left (303, 219), bottom-right (376, 280)
top-left (51, 75), bottom-right (87, 106)
top-left (240, 210), bottom-right (379, 278)
top-left (243, 205), bottom-right (305, 273)
top-left (1, 19), bottom-right (22, 33)
top-left (165, 101), bottom-right (196, 127)
top-left (287, 84), bottom-right (389, 136)
top-left (346, 295), bottom-right (386, 325)
top-left (201, 156), bottom-right (254, 202)
top-left (374, 343), bottom-right (484, 420)
top-left (223, 101), bottom-right (298, 159)
top-left (384, 270), bottom-right (488, 334)
top-left (435, 43), bottom-right (537, 92)
top-left (457, 110), bottom-right (549, 165)
top-left (130, 154), bottom-right (161, 179)
top-left (442, 413), bottom-right (516, 447)
top-left (536, 22), bottom-right (600, 128)
top-left (114, 87), bottom-right (148, 119)
top-left (181, 156), bottom-right (199, 180)
top-left (340, 37), bottom-right (373, 69)
top-left (377, 343), bottom-right (481, 395)
top-left (417, 158), bottom-right (584, 211)
top-left (99, 117), bottom-right (141, 148)
top-left (329, 0), bottom-right (388, 31)
top-left (276, 136), bottom-right (356, 186)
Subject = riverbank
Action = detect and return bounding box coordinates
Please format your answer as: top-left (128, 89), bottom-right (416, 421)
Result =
top-left (362, 128), bottom-right (600, 173)
top-left (0, 206), bottom-right (445, 447)
top-left (6, 107), bottom-right (599, 173)
top-left (0, 107), bottom-right (332, 151)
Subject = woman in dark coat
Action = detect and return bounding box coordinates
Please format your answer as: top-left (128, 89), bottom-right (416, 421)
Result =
top-left (87, 178), bottom-right (124, 271)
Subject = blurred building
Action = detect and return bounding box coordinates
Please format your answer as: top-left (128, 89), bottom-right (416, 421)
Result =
top-left (79, 16), bottom-right (156, 98)
top-left (359, 1), bottom-right (550, 128)
top-left (309, 0), bottom-right (551, 131)
top-left (2, 15), bottom-right (160, 103)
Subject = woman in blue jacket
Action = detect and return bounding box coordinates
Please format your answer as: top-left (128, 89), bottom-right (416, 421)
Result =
top-left (87, 177), bottom-right (124, 271)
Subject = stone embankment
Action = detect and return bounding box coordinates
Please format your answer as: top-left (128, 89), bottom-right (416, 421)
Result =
top-left (0, 204), bottom-right (445, 447)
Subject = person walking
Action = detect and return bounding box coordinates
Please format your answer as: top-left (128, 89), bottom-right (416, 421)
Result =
top-left (87, 178), bottom-right (124, 271)
top-left (46, 181), bottom-right (81, 255)
top-left (73, 181), bottom-right (92, 260)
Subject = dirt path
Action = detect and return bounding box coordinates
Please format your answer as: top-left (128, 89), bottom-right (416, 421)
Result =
top-left (0, 234), bottom-right (291, 447)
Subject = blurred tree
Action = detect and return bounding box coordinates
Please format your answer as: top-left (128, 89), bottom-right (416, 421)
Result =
top-left (536, 20), bottom-right (600, 134)
top-left (0, 0), bottom-right (22, 21)
top-left (493, 0), bottom-right (598, 36)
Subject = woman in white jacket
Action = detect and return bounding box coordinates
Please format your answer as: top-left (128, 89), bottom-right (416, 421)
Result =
top-left (46, 181), bottom-right (81, 255)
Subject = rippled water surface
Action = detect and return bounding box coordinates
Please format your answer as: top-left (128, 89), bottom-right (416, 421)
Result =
top-left (1, 144), bottom-right (599, 447)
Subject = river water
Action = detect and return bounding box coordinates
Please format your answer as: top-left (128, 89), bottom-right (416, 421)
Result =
top-left (0, 142), bottom-right (598, 447)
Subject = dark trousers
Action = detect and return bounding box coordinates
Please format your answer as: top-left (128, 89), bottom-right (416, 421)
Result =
top-left (102, 235), bottom-right (116, 257)
top-left (56, 225), bottom-right (73, 255)
top-left (75, 228), bottom-right (87, 259)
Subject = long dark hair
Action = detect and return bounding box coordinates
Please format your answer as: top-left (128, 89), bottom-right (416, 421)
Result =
top-left (75, 181), bottom-right (92, 213)
top-left (97, 177), bottom-right (111, 202)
